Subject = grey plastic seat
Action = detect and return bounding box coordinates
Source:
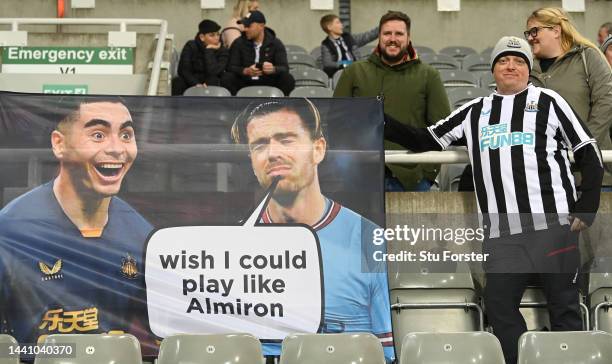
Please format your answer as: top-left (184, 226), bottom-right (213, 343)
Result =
top-left (0, 334), bottom-right (19, 364)
top-left (481, 46), bottom-right (494, 58)
top-left (439, 70), bottom-right (478, 89)
top-left (447, 87), bottom-right (490, 110)
top-left (290, 87), bottom-right (333, 98)
top-left (479, 73), bottom-right (496, 90)
top-left (286, 44), bottom-right (308, 54)
top-left (290, 67), bottom-right (329, 87)
top-left (462, 54), bottom-right (491, 72)
top-left (587, 258), bottom-right (612, 331)
top-left (236, 86), bottom-right (284, 97)
top-left (518, 331), bottom-right (612, 364)
top-left (34, 334), bottom-right (142, 364)
top-left (279, 333), bottom-right (385, 364)
top-left (288, 53), bottom-right (316, 69)
top-left (439, 46), bottom-right (478, 60)
top-left (157, 333), bottom-right (263, 364)
top-left (419, 54), bottom-right (460, 70)
top-left (389, 261), bottom-right (482, 359)
top-left (331, 69), bottom-right (343, 89)
top-left (400, 332), bottom-right (505, 364)
top-left (414, 45), bottom-right (436, 56)
top-left (183, 85), bottom-right (231, 97)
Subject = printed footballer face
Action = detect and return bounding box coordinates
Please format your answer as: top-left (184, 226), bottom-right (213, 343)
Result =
top-left (246, 109), bottom-right (326, 194)
top-left (52, 101), bottom-right (137, 198)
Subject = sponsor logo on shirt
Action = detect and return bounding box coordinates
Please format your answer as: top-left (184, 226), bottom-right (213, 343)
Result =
top-left (480, 123), bottom-right (534, 151)
top-left (38, 259), bottom-right (63, 281)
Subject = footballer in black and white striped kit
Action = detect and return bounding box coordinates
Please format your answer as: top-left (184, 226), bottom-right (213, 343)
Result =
top-left (384, 36), bottom-right (604, 364)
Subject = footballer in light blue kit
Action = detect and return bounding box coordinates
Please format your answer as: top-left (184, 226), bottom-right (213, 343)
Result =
top-left (0, 99), bottom-right (153, 347)
top-left (232, 98), bottom-right (394, 363)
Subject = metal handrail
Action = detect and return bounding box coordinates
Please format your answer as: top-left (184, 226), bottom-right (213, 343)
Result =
top-left (384, 150), bottom-right (612, 164)
top-left (390, 301), bottom-right (485, 331)
top-left (593, 300), bottom-right (612, 330)
top-left (0, 18), bottom-right (168, 96)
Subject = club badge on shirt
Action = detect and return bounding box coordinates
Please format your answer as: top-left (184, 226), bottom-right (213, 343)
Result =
top-left (120, 253), bottom-right (139, 279)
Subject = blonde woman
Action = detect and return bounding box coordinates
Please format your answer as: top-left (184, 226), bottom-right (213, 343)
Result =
top-left (222, 0), bottom-right (260, 48)
top-left (526, 7), bottom-right (612, 179)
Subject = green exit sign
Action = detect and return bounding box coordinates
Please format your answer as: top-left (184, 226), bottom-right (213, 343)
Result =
top-left (42, 84), bottom-right (89, 94)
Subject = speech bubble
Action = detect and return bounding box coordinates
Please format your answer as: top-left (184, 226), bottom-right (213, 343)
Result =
top-left (144, 178), bottom-right (324, 340)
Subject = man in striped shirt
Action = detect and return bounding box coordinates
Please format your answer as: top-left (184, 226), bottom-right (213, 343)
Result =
top-left (385, 36), bottom-right (604, 364)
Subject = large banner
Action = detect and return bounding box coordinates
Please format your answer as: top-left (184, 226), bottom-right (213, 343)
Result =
top-left (0, 93), bottom-right (391, 359)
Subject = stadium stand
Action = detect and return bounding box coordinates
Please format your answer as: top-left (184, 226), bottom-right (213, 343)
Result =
top-left (414, 45), bottom-right (436, 56)
top-left (331, 69), bottom-right (343, 89)
top-left (439, 69), bottom-right (479, 89)
top-left (285, 44), bottom-right (308, 54)
top-left (0, 334), bottom-right (19, 364)
top-left (461, 54), bottom-right (491, 72)
top-left (439, 46), bottom-right (478, 60)
top-left (290, 86), bottom-right (333, 97)
top-left (34, 334), bottom-right (142, 364)
top-left (479, 72), bottom-right (496, 90)
top-left (357, 44), bottom-right (375, 59)
top-left (588, 258), bottom-right (612, 331)
top-left (388, 262), bottom-right (482, 359)
top-left (481, 46), bottom-right (494, 58)
top-left (517, 331), bottom-right (612, 364)
top-left (279, 333), bottom-right (386, 364)
top-left (183, 85), bottom-right (232, 96)
top-left (419, 54), bottom-right (460, 70)
top-left (287, 53), bottom-right (317, 69)
top-left (399, 332), bottom-right (505, 364)
top-left (290, 67), bottom-right (329, 87)
top-left (157, 333), bottom-right (263, 364)
top-left (518, 285), bottom-right (589, 331)
top-left (447, 88), bottom-right (490, 109)
top-left (0, 18), bottom-right (173, 96)
top-left (236, 85), bottom-right (284, 97)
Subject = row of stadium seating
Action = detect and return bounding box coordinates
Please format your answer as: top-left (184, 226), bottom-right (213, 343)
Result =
top-left (3, 330), bottom-right (612, 364)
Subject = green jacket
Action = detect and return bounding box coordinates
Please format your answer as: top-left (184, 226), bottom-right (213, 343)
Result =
top-left (530, 45), bottom-right (612, 183)
top-left (334, 51), bottom-right (450, 190)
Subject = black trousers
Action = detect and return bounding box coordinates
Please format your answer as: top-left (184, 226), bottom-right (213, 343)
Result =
top-left (221, 72), bottom-right (295, 96)
top-left (483, 225), bottom-right (582, 364)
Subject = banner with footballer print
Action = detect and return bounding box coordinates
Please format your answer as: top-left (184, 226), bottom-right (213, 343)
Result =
top-left (0, 92), bottom-right (392, 360)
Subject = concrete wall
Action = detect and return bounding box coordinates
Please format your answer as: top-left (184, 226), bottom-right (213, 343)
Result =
top-left (1, 1), bottom-right (610, 53)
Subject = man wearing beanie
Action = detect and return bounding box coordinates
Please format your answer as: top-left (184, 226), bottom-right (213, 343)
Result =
top-left (383, 36), bottom-right (604, 364)
top-left (172, 19), bottom-right (229, 95)
top-left (221, 10), bottom-right (295, 96)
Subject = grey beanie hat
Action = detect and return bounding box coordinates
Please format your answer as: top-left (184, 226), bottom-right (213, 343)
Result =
top-left (601, 34), bottom-right (612, 53)
top-left (490, 36), bottom-right (533, 72)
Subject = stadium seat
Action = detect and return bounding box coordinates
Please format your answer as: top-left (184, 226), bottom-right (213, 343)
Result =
top-left (419, 54), bottom-right (460, 70)
top-left (357, 44), bottom-right (375, 59)
top-left (331, 69), bottom-right (343, 89)
top-left (286, 44), bottom-right (308, 54)
top-left (279, 333), bottom-right (386, 364)
top-left (439, 46), bottom-right (478, 60)
top-left (290, 87), bottom-right (333, 98)
top-left (388, 261), bottom-right (482, 359)
top-left (34, 334), bottom-right (142, 364)
top-left (400, 332), bottom-right (505, 364)
top-left (447, 88), bottom-right (490, 110)
top-left (517, 331), bottom-right (612, 364)
top-left (588, 258), bottom-right (612, 331)
top-left (480, 73), bottom-right (496, 90)
top-left (183, 85), bottom-right (231, 97)
top-left (462, 54), bottom-right (492, 72)
top-left (236, 86), bottom-right (284, 97)
top-left (516, 285), bottom-right (589, 332)
top-left (439, 70), bottom-right (479, 89)
top-left (481, 46), bottom-right (494, 58)
top-left (290, 67), bottom-right (329, 87)
top-left (288, 53), bottom-right (317, 69)
top-left (157, 333), bottom-right (263, 364)
top-left (0, 334), bottom-right (19, 364)
top-left (414, 45), bottom-right (436, 56)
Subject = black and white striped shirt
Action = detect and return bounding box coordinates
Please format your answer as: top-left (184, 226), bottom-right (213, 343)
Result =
top-left (428, 84), bottom-right (599, 238)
